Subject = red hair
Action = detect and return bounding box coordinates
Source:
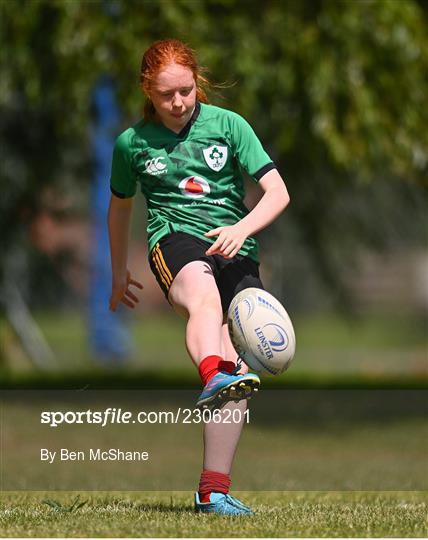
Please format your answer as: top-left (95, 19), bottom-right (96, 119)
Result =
top-left (140, 39), bottom-right (210, 120)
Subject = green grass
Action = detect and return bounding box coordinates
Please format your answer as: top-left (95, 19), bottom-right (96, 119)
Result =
top-left (1, 312), bottom-right (426, 537)
top-left (1, 310), bottom-right (427, 380)
top-left (0, 491), bottom-right (426, 537)
top-left (2, 394), bottom-right (426, 492)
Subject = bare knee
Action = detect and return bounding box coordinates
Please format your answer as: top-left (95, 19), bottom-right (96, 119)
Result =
top-left (168, 261), bottom-right (222, 319)
top-left (186, 291), bottom-right (222, 318)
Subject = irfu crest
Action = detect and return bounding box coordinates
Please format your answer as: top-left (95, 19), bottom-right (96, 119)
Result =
top-left (203, 145), bottom-right (228, 172)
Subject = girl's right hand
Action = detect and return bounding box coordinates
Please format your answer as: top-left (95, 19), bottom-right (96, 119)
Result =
top-left (109, 270), bottom-right (144, 311)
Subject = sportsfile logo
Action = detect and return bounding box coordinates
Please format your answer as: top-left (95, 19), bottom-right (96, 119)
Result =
top-left (144, 156), bottom-right (167, 175)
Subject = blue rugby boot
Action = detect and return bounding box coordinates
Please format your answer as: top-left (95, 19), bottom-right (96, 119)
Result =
top-left (194, 492), bottom-right (253, 515)
top-left (196, 362), bottom-right (260, 410)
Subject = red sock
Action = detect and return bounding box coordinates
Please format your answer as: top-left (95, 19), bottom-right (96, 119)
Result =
top-left (198, 470), bottom-right (231, 503)
top-left (198, 355), bottom-right (235, 386)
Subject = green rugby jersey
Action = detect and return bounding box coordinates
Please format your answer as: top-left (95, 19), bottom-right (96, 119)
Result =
top-left (110, 102), bottom-right (276, 262)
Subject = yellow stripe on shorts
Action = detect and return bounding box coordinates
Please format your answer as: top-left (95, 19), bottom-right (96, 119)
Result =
top-left (152, 244), bottom-right (173, 289)
top-left (152, 255), bottom-right (170, 290)
top-left (155, 244), bottom-right (173, 283)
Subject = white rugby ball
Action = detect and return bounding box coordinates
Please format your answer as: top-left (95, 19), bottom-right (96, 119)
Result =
top-left (228, 287), bottom-right (296, 376)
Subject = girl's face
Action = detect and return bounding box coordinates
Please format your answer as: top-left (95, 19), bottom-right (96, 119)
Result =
top-left (150, 62), bottom-right (197, 132)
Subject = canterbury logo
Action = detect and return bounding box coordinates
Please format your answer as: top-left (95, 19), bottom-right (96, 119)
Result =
top-left (152, 244), bottom-right (173, 290)
top-left (145, 157), bottom-right (167, 175)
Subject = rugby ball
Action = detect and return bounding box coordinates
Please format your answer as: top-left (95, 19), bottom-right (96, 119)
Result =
top-left (227, 288), bottom-right (296, 376)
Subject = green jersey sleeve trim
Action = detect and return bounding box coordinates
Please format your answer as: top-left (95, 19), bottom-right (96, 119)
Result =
top-left (110, 130), bottom-right (137, 198)
top-left (254, 162), bottom-right (277, 181)
top-left (110, 186), bottom-right (127, 199)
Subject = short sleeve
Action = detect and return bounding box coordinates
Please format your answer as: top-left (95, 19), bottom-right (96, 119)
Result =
top-left (230, 113), bottom-right (276, 181)
top-left (110, 131), bottom-right (137, 198)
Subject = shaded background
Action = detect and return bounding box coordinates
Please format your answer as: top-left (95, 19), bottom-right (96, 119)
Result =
top-left (1, 0), bottom-right (427, 386)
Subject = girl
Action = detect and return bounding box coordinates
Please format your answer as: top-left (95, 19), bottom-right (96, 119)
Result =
top-left (108, 39), bottom-right (290, 515)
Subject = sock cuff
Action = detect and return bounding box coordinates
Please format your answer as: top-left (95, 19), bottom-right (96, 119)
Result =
top-left (218, 360), bottom-right (236, 373)
top-left (199, 469), bottom-right (231, 498)
top-left (198, 355), bottom-right (223, 385)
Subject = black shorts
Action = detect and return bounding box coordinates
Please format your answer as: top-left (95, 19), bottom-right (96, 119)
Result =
top-left (149, 232), bottom-right (264, 313)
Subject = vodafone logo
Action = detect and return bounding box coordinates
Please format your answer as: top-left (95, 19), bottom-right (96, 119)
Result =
top-left (179, 176), bottom-right (211, 198)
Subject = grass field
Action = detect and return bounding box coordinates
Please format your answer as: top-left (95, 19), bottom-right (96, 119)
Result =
top-left (1, 311), bottom-right (426, 379)
top-left (1, 311), bottom-right (426, 537)
top-left (0, 491), bottom-right (426, 537)
top-left (2, 391), bottom-right (426, 492)
top-left (1, 389), bottom-right (426, 537)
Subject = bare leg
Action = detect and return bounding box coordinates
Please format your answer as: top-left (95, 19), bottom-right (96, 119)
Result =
top-left (168, 261), bottom-right (249, 475)
top-left (203, 323), bottom-right (249, 475)
top-left (168, 261), bottom-right (223, 366)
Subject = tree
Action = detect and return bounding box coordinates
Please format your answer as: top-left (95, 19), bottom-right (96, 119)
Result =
top-left (1, 0), bottom-right (427, 310)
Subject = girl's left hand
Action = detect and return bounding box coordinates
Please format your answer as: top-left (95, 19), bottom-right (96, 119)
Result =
top-left (204, 224), bottom-right (248, 259)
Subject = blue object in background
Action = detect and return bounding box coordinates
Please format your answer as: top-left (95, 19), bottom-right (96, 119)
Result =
top-left (89, 75), bottom-right (132, 361)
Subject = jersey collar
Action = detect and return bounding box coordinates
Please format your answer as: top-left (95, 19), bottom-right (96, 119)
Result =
top-left (177, 101), bottom-right (201, 138)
